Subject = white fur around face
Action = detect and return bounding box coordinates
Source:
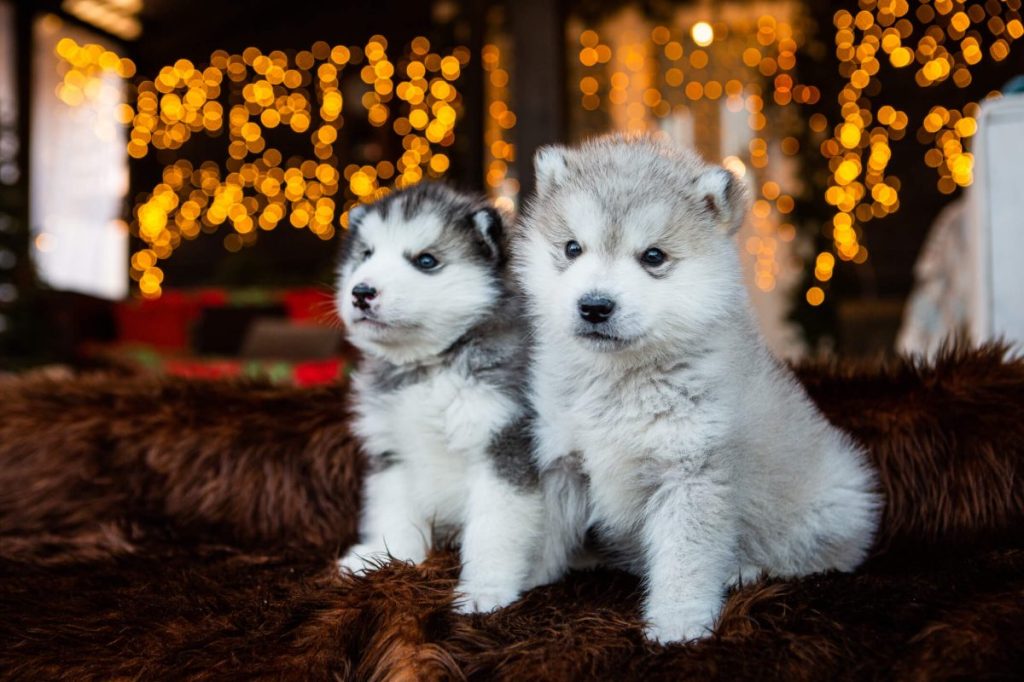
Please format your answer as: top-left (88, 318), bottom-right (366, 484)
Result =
top-left (515, 137), bottom-right (882, 644)
top-left (517, 197), bottom-right (742, 361)
top-left (336, 209), bottom-right (500, 365)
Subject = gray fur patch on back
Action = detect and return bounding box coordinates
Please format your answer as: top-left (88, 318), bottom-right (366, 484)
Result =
top-left (487, 413), bottom-right (540, 489)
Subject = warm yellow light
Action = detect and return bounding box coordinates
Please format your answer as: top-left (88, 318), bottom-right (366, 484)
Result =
top-left (350, 172), bottom-right (374, 197)
top-left (240, 122), bottom-right (261, 141)
top-left (138, 204), bottom-right (167, 238)
top-left (139, 274), bottom-right (161, 295)
top-left (691, 22), bottom-right (714, 47)
top-left (834, 159), bottom-right (860, 185)
top-left (950, 11), bottom-right (970, 32)
top-left (409, 109), bottom-right (429, 129)
top-left (889, 47), bottom-right (913, 67)
top-left (839, 123), bottom-right (861, 149)
top-left (806, 287), bottom-right (825, 306)
top-left (923, 112), bottom-right (944, 133)
top-left (440, 56), bottom-right (460, 80)
top-left (955, 117), bottom-right (977, 137)
top-left (429, 153), bottom-right (450, 173)
top-left (317, 125), bottom-right (338, 144)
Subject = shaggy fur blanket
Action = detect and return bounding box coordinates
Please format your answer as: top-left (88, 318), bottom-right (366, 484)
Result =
top-left (1, 346), bottom-right (1023, 680)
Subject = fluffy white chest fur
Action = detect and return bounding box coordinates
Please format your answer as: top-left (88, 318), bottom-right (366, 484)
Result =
top-left (351, 365), bottom-right (515, 530)
top-left (546, 347), bottom-right (730, 545)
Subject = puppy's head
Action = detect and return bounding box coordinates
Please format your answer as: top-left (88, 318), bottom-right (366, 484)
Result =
top-left (336, 183), bottom-right (506, 364)
top-left (516, 135), bottom-right (750, 355)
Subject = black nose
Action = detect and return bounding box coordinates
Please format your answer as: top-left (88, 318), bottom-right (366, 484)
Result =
top-left (352, 283), bottom-right (377, 311)
top-left (578, 294), bottom-right (615, 324)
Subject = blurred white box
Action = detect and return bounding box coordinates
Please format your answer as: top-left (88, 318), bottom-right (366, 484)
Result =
top-left (968, 94), bottom-right (1024, 348)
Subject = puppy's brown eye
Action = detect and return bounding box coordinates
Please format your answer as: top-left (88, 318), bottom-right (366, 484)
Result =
top-left (641, 247), bottom-right (666, 266)
top-left (565, 240), bottom-right (583, 259)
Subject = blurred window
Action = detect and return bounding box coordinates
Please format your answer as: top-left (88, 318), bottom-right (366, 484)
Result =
top-left (29, 14), bottom-right (128, 300)
top-left (0, 1), bottom-right (17, 334)
top-left (0, 1), bottom-right (17, 186)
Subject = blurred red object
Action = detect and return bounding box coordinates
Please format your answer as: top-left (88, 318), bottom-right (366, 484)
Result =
top-left (163, 359), bottom-right (243, 380)
top-left (114, 291), bottom-right (200, 349)
top-left (293, 358), bottom-right (343, 386)
top-left (283, 288), bottom-right (338, 325)
top-left (195, 288), bottom-right (230, 307)
top-left (113, 288), bottom-right (342, 365)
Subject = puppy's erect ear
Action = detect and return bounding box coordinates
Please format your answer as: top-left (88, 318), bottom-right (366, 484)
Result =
top-left (338, 204), bottom-right (370, 266)
top-left (534, 145), bottom-right (569, 194)
top-left (471, 206), bottom-right (504, 262)
top-left (347, 203), bottom-right (369, 231)
top-left (696, 167), bottom-right (750, 237)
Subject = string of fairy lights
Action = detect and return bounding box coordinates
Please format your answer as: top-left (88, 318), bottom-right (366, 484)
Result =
top-left (482, 32), bottom-right (518, 213)
top-left (51, 1), bottom-right (1023, 305)
top-left (571, 8), bottom-right (812, 294)
top-left (808, 0), bottom-right (1022, 307)
top-left (56, 35), bottom-right (469, 298)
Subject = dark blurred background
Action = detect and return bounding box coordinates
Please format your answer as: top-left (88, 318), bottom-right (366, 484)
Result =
top-left (1, 0), bottom-right (1022, 380)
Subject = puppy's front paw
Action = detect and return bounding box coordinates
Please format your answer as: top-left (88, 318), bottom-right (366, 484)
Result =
top-left (337, 544), bottom-right (388, 575)
top-left (454, 581), bottom-right (520, 614)
top-left (643, 603), bottom-right (718, 645)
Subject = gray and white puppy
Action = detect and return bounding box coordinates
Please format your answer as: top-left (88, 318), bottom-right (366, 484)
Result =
top-left (335, 183), bottom-right (542, 612)
top-left (512, 136), bottom-right (881, 643)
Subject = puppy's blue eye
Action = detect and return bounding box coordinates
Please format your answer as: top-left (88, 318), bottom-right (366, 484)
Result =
top-left (414, 253), bottom-right (439, 270)
top-left (641, 247), bottom-right (666, 266)
top-left (565, 240), bottom-right (583, 259)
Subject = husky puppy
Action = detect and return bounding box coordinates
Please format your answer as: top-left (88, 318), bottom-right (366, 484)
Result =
top-left (513, 136), bottom-right (881, 643)
top-left (335, 183), bottom-right (541, 612)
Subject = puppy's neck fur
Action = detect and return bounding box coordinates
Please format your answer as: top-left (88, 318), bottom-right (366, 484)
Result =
top-left (359, 291), bottom-right (522, 388)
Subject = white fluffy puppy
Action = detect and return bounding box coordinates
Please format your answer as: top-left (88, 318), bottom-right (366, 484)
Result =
top-left (513, 136), bottom-right (881, 643)
top-left (335, 183), bottom-right (542, 612)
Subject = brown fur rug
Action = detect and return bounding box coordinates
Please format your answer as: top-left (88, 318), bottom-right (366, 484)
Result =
top-left (1, 345), bottom-right (1023, 680)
